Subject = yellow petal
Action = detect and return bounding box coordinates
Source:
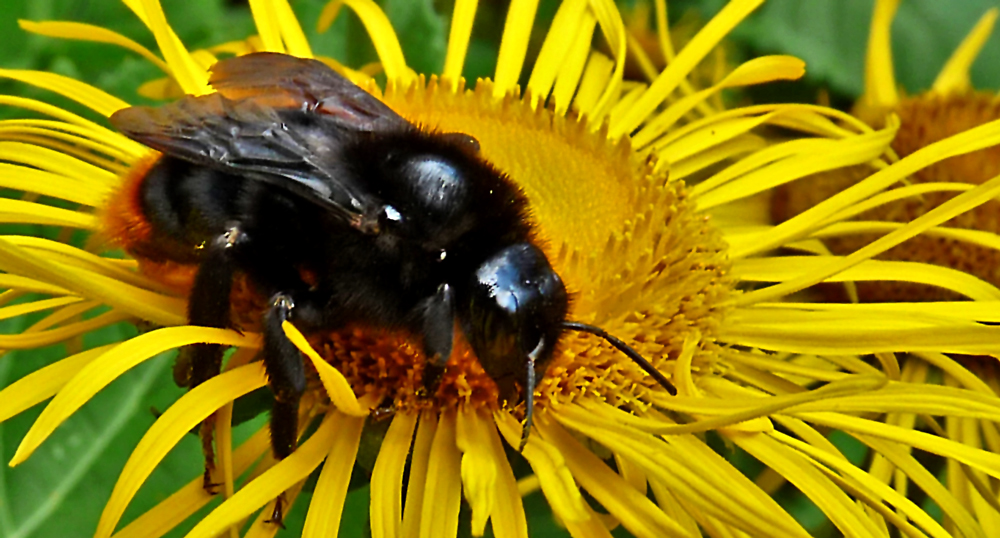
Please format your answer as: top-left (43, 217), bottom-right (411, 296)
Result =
top-left (735, 431), bottom-right (892, 537)
top-left (556, 404), bottom-right (810, 537)
top-left (10, 327), bottom-right (258, 466)
top-left (249, 0), bottom-right (285, 53)
top-left (442, 0), bottom-right (478, 86)
top-left (18, 20), bottom-right (170, 74)
top-left (584, 0), bottom-right (627, 123)
top-left (737, 166), bottom-right (1000, 304)
top-left (419, 412), bottom-right (462, 538)
top-left (112, 427), bottom-right (272, 538)
top-left (96, 362), bottom-right (267, 538)
top-left (493, 0), bottom-right (540, 97)
top-left (185, 410), bottom-right (345, 538)
top-left (402, 412), bottom-right (437, 537)
top-left (540, 419), bottom-right (693, 538)
top-left (455, 408), bottom-right (498, 535)
top-left (733, 256), bottom-right (1000, 301)
top-left (302, 414), bottom-right (365, 537)
top-left (0, 343), bottom-right (113, 422)
top-left (771, 430), bottom-right (956, 538)
top-left (494, 411), bottom-right (588, 523)
top-left (135, 0), bottom-right (210, 95)
top-left (860, 0), bottom-right (900, 111)
top-left (370, 412), bottom-right (418, 538)
top-left (282, 320), bottom-right (367, 416)
top-left (0, 68), bottom-right (129, 117)
top-left (730, 115), bottom-right (1000, 261)
top-left (317, 0), bottom-right (411, 85)
top-left (933, 8), bottom-right (998, 94)
top-left (526, 0), bottom-right (589, 105)
top-left (632, 55), bottom-right (804, 148)
top-left (272, 0), bottom-right (313, 57)
top-left (481, 417), bottom-right (527, 538)
top-left (609, 0), bottom-right (764, 138)
top-left (695, 126), bottom-right (895, 210)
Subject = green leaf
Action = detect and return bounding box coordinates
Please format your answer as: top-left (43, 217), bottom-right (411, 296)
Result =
top-left (382, 0), bottom-right (448, 75)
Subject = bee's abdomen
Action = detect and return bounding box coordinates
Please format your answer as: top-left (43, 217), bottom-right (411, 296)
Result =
top-left (101, 155), bottom-right (243, 264)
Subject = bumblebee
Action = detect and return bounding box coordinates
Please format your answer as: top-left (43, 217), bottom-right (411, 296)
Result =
top-left (104, 52), bottom-right (674, 497)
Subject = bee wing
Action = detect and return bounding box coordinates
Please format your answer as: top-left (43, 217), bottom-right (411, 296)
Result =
top-left (110, 53), bottom-right (411, 230)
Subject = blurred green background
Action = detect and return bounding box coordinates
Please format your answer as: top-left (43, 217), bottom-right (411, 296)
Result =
top-left (0, 0), bottom-right (998, 537)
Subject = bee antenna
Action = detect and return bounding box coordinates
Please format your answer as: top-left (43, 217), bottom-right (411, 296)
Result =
top-left (561, 321), bottom-right (677, 396)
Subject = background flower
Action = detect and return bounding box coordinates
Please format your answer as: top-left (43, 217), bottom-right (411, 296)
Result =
top-left (1, 1), bottom-right (1000, 528)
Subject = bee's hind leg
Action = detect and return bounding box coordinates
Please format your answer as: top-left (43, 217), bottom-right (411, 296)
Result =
top-left (262, 292), bottom-right (308, 461)
top-left (186, 224), bottom-right (248, 493)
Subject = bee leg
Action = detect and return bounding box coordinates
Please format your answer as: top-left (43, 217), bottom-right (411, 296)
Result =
top-left (518, 342), bottom-right (546, 452)
top-left (263, 292), bottom-right (308, 460)
top-left (415, 284), bottom-right (454, 397)
top-left (265, 492), bottom-right (288, 529)
top-left (187, 224), bottom-right (246, 493)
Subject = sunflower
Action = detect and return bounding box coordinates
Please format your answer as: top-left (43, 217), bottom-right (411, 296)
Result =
top-left (4, 1), bottom-right (1000, 537)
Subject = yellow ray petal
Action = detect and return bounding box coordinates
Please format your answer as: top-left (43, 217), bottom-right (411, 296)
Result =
top-left (442, 0), bottom-right (478, 86)
top-left (859, 434), bottom-right (984, 538)
top-left (694, 126), bottom-right (894, 210)
top-left (494, 411), bottom-right (588, 523)
top-left (568, 48), bottom-right (611, 117)
top-left (282, 320), bottom-right (367, 416)
top-left (735, 431), bottom-right (897, 537)
top-left (482, 416), bottom-right (527, 538)
top-left (10, 327), bottom-right (258, 466)
top-left (730, 115), bottom-right (1000, 261)
top-left (184, 410), bottom-right (344, 538)
top-left (556, 405), bottom-right (810, 537)
top-left (402, 412), bottom-right (437, 537)
top-left (302, 414), bottom-right (365, 537)
top-left (248, 0), bottom-right (285, 53)
top-left (770, 430), bottom-right (959, 538)
top-left (0, 198), bottom-right (96, 230)
top-left (0, 69), bottom-right (129, 117)
top-left (18, 20), bottom-right (170, 74)
top-left (493, 0), bottom-right (540, 97)
top-left (540, 420), bottom-right (693, 538)
top-left (112, 427), bottom-right (272, 538)
top-left (932, 8), bottom-right (999, 94)
top-left (733, 256), bottom-right (1000, 301)
top-left (0, 343), bottom-right (113, 423)
top-left (609, 0), bottom-right (764, 139)
top-left (861, 0), bottom-right (900, 111)
top-left (455, 408), bottom-right (498, 535)
top-left (526, 0), bottom-right (588, 106)
top-left (317, 0), bottom-right (411, 85)
top-left (738, 168), bottom-right (1000, 304)
top-left (584, 0), bottom-right (629, 123)
top-left (370, 412), bottom-right (418, 538)
top-left (136, 0), bottom-right (210, 95)
top-left (272, 0), bottom-right (313, 57)
top-left (95, 362), bottom-right (267, 538)
top-left (632, 55), bottom-right (805, 148)
top-left (419, 412), bottom-right (462, 538)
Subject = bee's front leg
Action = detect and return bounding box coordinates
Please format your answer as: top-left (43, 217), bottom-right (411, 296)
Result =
top-left (414, 283), bottom-right (454, 397)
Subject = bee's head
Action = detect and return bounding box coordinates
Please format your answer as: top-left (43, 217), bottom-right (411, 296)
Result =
top-left (463, 243), bottom-right (568, 395)
top-left (462, 243), bottom-right (677, 450)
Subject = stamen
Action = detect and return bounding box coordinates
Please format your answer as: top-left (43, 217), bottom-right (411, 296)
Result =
top-left (561, 321), bottom-right (677, 395)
